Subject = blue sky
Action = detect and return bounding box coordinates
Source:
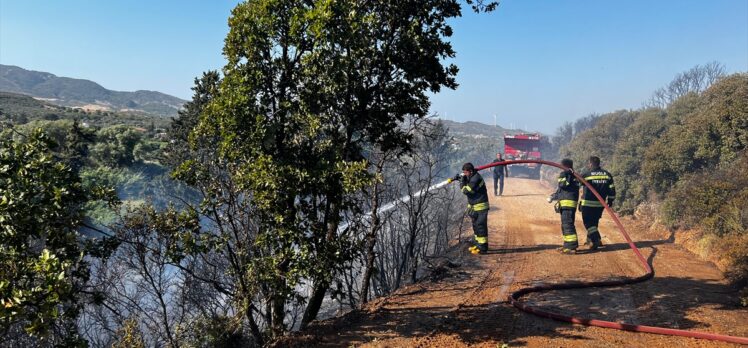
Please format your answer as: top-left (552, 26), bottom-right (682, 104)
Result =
top-left (1, 0), bottom-right (746, 133)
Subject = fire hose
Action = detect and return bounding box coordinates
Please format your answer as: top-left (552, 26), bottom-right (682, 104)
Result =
top-left (449, 159), bottom-right (748, 345)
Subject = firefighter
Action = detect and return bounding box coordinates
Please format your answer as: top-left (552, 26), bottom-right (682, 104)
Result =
top-left (491, 153), bottom-right (509, 196)
top-left (450, 163), bottom-right (490, 254)
top-left (556, 158), bottom-right (580, 254)
top-left (579, 156), bottom-right (616, 250)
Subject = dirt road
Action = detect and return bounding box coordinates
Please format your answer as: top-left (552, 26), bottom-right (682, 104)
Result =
top-left (286, 177), bottom-right (748, 347)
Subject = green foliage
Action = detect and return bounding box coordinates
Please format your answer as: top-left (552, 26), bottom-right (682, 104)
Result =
top-left (171, 72), bottom-right (220, 145)
top-left (179, 315), bottom-right (248, 348)
top-left (561, 74), bottom-right (747, 215)
top-left (1, 119), bottom-right (184, 227)
top-left (608, 108), bottom-right (673, 213)
top-left (643, 74), bottom-right (748, 191)
top-left (133, 140), bottom-right (165, 163)
top-left (164, 71), bottom-right (221, 167)
top-left (560, 110), bottom-right (637, 162)
top-left (562, 73), bottom-right (748, 296)
top-left (111, 318), bottom-right (145, 348)
top-left (0, 129), bottom-right (117, 343)
top-left (662, 152), bottom-right (748, 236)
top-left (166, 0), bottom-right (488, 340)
top-left (90, 125), bottom-right (143, 167)
top-left (79, 163), bottom-right (197, 225)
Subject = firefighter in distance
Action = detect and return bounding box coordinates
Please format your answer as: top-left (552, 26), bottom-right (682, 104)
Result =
top-left (579, 156), bottom-right (616, 250)
top-left (551, 158), bottom-right (580, 254)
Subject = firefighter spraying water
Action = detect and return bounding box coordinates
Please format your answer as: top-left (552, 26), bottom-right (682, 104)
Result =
top-left (448, 163), bottom-right (490, 254)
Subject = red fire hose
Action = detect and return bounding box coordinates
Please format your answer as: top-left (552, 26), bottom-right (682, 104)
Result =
top-left (465, 159), bottom-right (748, 345)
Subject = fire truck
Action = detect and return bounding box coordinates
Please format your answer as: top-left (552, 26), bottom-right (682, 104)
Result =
top-left (503, 133), bottom-right (549, 180)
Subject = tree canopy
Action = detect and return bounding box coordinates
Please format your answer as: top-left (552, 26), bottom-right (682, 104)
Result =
top-left (168, 0), bottom-right (494, 341)
top-left (0, 128), bottom-right (117, 345)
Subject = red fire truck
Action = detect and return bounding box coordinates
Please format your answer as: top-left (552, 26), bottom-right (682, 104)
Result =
top-left (503, 133), bottom-right (549, 179)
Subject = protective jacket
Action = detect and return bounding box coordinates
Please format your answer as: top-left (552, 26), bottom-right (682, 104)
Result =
top-left (461, 172), bottom-right (489, 211)
top-left (580, 168), bottom-right (615, 207)
top-left (557, 170), bottom-right (580, 209)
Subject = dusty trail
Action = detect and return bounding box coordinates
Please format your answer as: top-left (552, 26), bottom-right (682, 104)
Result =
top-left (285, 177), bottom-right (748, 347)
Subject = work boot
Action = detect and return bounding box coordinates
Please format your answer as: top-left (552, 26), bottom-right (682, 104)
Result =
top-left (590, 241), bottom-right (603, 251)
top-left (559, 248), bottom-right (577, 255)
top-left (471, 248), bottom-right (487, 255)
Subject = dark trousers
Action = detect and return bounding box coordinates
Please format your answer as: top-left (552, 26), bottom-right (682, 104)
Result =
top-left (560, 208), bottom-right (578, 249)
top-left (470, 209), bottom-right (489, 251)
top-left (581, 206), bottom-right (604, 244)
top-left (492, 175), bottom-right (504, 195)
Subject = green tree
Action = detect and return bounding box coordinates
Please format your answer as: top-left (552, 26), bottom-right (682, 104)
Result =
top-left (170, 0), bottom-right (495, 342)
top-left (133, 140), bottom-right (164, 164)
top-left (62, 120), bottom-right (95, 174)
top-left (164, 70), bottom-right (221, 167)
top-left (170, 71), bottom-right (220, 144)
top-left (642, 74), bottom-right (748, 193)
top-left (90, 125), bottom-right (142, 168)
top-left (0, 129), bottom-right (117, 345)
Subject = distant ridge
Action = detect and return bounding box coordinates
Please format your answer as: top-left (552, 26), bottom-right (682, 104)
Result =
top-left (0, 64), bottom-right (186, 117)
top-left (438, 119), bottom-right (532, 138)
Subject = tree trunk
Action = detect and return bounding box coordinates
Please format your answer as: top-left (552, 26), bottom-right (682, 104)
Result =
top-left (407, 223), bottom-right (418, 284)
top-left (246, 306), bottom-right (264, 346)
top-left (271, 295), bottom-right (285, 337)
top-left (360, 177), bottom-right (382, 304)
top-left (300, 199), bottom-right (341, 329)
top-left (300, 281), bottom-right (328, 330)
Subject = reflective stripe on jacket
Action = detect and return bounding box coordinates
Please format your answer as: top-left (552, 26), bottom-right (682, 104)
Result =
top-left (580, 168), bottom-right (615, 206)
top-left (557, 170), bottom-right (579, 210)
top-left (461, 172), bottom-right (489, 211)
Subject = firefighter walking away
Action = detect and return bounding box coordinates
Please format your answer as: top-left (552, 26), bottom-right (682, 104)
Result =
top-left (491, 153), bottom-right (509, 196)
top-left (579, 156), bottom-right (616, 250)
top-left (451, 163), bottom-right (490, 254)
top-left (554, 158), bottom-right (580, 254)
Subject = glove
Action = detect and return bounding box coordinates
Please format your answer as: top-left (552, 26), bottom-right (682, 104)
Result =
top-left (459, 174), bottom-right (469, 184)
top-left (447, 173), bottom-right (462, 184)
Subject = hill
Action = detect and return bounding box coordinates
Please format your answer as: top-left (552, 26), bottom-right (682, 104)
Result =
top-left (440, 119), bottom-right (518, 138)
top-left (0, 64), bottom-right (186, 117)
top-left (439, 119), bottom-right (546, 168)
top-left (0, 91), bottom-right (169, 128)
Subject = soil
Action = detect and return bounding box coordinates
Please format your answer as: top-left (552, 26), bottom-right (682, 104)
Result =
top-left (282, 177), bottom-right (748, 347)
